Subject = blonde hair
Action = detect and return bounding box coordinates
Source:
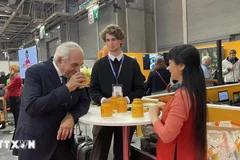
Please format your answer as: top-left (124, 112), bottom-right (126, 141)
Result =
top-left (9, 65), bottom-right (19, 74)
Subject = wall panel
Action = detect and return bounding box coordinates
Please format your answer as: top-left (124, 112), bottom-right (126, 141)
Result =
top-left (187, 0), bottom-right (240, 43)
top-left (156, 0), bottom-right (183, 50)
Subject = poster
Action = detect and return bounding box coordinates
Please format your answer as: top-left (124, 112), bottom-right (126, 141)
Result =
top-left (18, 45), bottom-right (38, 79)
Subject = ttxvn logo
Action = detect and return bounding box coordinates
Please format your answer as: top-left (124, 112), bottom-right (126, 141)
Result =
top-left (0, 140), bottom-right (35, 149)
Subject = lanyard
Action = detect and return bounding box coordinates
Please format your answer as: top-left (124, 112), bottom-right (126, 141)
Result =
top-left (108, 56), bottom-right (124, 84)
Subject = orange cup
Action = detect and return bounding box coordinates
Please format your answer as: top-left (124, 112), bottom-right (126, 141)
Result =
top-left (80, 76), bottom-right (90, 86)
top-left (0, 111), bottom-right (2, 121)
top-left (110, 96), bottom-right (118, 110)
top-left (133, 98), bottom-right (142, 104)
top-left (132, 103), bottom-right (144, 118)
top-left (101, 103), bottom-right (113, 117)
top-left (117, 98), bottom-right (127, 113)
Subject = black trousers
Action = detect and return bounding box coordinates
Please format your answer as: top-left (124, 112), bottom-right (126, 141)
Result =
top-left (90, 126), bottom-right (136, 160)
top-left (50, 140), bottom-right (76, 160)
top-left (10, 96), bottom-right (21, 151)
top-left (9, 96), bottom-right (20, 128)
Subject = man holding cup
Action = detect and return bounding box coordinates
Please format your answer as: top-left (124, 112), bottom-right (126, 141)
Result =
top-left (13, 41), bottom-right (90, 160)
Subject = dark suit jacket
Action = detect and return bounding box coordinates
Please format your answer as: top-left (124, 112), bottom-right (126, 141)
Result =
top-left (13, 58), bottom-right (90, 160)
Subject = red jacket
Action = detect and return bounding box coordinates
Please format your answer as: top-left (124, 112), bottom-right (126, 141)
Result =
top-left (155, 90), bottom-right (198, 160)
top-left (7, 75), bottom-right (22, 97)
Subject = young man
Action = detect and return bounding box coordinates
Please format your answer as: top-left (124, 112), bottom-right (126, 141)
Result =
top-left (222, 49), bottom-right (240, 84)
top-left (89, 24), bottom-right (145, 160)
top-left (13, 42), bottom-right (90, 160)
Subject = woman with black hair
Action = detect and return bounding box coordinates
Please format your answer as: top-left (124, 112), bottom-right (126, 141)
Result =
top-left (149, 44), bottom-right (207, 160)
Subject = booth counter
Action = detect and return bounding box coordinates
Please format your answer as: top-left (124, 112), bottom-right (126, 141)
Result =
top-left (207, 83), bottom-right (240, 102)
top-left (142, 83), bottom-right (240, 123)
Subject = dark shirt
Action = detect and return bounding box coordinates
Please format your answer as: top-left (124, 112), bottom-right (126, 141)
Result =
top-left (0, 76), bottom-right (7, 85)
top-left (89, 55), bottom-right (145, 104)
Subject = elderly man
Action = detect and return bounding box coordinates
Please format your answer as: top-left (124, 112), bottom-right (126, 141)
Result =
top-left (13, 41), bottom-right (90, 160)
top-left (201, 56), bottom-right (218, 87)
top-left (222, 49), bottom-right (240, 84)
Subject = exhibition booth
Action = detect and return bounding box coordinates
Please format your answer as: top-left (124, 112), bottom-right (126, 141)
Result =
top-left (140, 83), bottom-right (240, 159)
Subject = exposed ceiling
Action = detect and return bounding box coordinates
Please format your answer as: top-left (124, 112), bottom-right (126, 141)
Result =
top-left (0, 0), bottom-right (110, 50)
top-left (0, 0), bottom-right (67, 49)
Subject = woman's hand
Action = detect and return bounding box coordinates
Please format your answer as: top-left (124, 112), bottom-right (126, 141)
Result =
top-left (155, 101), bottom-right (166, 110)
top-left (149, 101), bottom-right (166, 124)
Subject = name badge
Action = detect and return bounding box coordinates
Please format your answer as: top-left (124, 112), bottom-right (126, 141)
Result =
top-left (112, 84), bottom-right (123, 97)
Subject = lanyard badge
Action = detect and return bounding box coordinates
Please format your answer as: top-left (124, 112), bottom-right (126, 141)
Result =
top-left (108, 56), bottom-right (124, 84)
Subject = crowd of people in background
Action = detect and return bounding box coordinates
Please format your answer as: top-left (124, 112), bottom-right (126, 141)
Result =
top-left (0, 66), bottom-right (22, 131)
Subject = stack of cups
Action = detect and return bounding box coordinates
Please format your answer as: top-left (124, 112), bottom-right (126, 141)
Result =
top-left (117, 97), bottom-right (127, 113)
top-left (110, 96), bottom-right (118, 111)
top-left (131, 98), bottom-right (144, 118)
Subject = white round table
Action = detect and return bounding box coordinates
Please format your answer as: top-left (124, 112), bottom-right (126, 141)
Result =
top-left (79, 106), bottom-right (152, 160)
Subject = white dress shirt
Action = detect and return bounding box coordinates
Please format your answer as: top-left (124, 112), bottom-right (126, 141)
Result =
top-left (52, 61), bottom-right (64, 83)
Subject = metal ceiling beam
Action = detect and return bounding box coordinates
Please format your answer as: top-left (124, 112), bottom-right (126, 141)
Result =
top-left (0, 14), bottom-right (11, 17)
top-left (0, 0), bottom-right (25, 37)
top-left (14, 16), bottom-right (32, 20)
top-left (11, 19), bottom-right (33, 40)
top-left (30, 0), bottom-right (63, 4)
top-left (5, 32), bottom-right (31, 35)
top-left (0, 19), bottom-right (29, 23)
top-left (7, 24), bottom-right (29, 27)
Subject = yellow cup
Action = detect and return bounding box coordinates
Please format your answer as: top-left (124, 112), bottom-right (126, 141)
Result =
top-left (101, 103), bottom-right (113, 117)
top-left (117, 98), bottom-right (127, 113)
top-left (132, 103), bottom-right (144, 118)
top-left (0, 111), bottom-right (2, 121)
top-left (80, 76), bottom-right (90, 86)
top-left (110, 96), bottom-right (118, 110)
top-left (133, 98), bottom-right (142, 103)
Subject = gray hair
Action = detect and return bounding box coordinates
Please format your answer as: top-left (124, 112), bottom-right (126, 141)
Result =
top-left (53, 41), bottom-right (84, 62)
top-left (201, 55), bottom-right (211, 64)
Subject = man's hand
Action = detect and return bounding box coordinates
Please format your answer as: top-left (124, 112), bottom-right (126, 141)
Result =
top-left (57, 113), bottom-right (74, 140)
top-left (66, 72), bottom-right (86, 92)
top-left (102, 98), bottom-right (110, 103)
top-left (227, 67), bottom-right (234, 72)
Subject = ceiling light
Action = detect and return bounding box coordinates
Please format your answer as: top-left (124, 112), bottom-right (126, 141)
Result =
top-left (125, 0), bottom-right (134, 8)
top-left (37, 24), bottom-right (42, 29)
top-left (5, 37), bottom-right (10, 40)
top-left (113, 3), bottom-right (121, 13)
top-left (5, 10), bottom-right (11, 13)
